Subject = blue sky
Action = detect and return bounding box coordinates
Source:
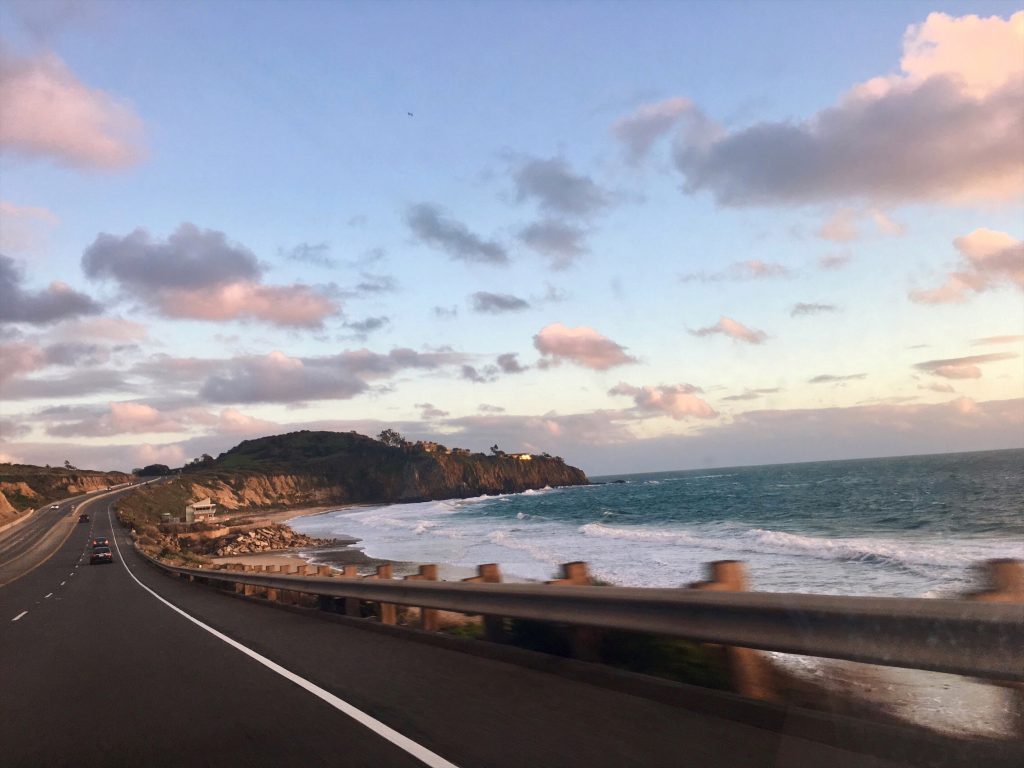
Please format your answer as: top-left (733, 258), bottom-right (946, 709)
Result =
top-left (1, 1), bottom-right (1021, 473)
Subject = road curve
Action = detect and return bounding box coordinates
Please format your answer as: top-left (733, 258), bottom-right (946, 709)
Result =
top-left (1, 487), bottom-right (1020, 767)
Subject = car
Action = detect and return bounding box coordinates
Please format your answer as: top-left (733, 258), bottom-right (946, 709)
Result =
top-left (91, 537), bottom-right (110, 548)
top-left (50, 504), bottom-right (60, 509)
top-left (89, 546), bottom-right (113, 565)
top-left (78, 514), bottom-right (90, 523)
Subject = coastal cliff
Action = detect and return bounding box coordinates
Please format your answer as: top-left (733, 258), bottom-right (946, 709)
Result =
top-left (0, 465), bottom-right (131, 525)
top-left (119, 430), bottom-right (588, 524)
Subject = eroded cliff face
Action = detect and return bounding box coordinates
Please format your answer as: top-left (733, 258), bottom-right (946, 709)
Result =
top-left (0, 468), bottom-right (131, 524)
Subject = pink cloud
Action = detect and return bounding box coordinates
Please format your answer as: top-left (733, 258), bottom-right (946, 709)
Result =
top-left (0, 341), bottom-right (44, 383)
top-left (911, 229), bottom-right (1024, 304)
top-left (609, 382), bottom-right (717, 420)
top-left (216, 407), bottom-right (278, 434)
top-left (913, 351), bottom-right (1017, 379)
top-left (158, 282), bottom-right (338, 327)
top-left (0, 200), bottom-right (58, 254)
top-left (690, 316), bottom-right (768, 344)
top-left (0, 49), bottom-right (144, 169)
top-left (672, 12), bottom-right (1024, 205)
top-left (533, 323), bottom-right (638, 370)
top-left (611, 97), bottom-right (694, 163)
top-left (680, 259), bottom-right (791, 283)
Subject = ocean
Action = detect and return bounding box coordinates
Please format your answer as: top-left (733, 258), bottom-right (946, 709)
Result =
top-left (290, 448), bottom-right (1023, 598)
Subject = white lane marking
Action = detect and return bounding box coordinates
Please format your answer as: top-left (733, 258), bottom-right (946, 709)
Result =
top-left (60, 581), bottom-right (66, 586)
top-left (44, 592), bottom-right (53, 598)
top-left (107, 510), bottom-right (458, 768)
top-left (12, 611), bottom-right (28, 622)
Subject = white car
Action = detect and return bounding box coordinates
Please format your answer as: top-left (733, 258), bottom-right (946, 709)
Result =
top-left (50, 504), bottom-right (60, 509)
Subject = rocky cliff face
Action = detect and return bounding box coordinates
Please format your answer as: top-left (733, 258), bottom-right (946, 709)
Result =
top-left (120, 430), bottom-right (589, 523)
top-left (0, 466), bottom-right (131, 524)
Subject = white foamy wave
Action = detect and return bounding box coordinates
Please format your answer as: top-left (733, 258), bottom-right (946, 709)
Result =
top-left (580, 522), bottom-right (1024, 574)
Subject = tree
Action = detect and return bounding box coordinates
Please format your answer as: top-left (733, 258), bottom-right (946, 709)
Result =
top-left (63, 459), bottom-right (77, 470)
top-left (378, 429), bottom-right (407, 447)
top-left (490, 444), bottom-right (501, 455)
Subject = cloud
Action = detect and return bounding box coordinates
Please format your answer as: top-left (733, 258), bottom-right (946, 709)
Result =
top-left (82, 223), bottom-right (339, 327)
top-left (283, 242), bottom-right (335, 268)
top-left (433, 305), bottom-right (458, 319)
top-left (671, 12), bottom-right (1024, 205)
top-left (49, 316), bottom-right (148, 342)
top-left (808, 373), bottom-right (867, 384)
top-left (0, 417), bottom-right (30, 440)
top-left (679, 259), bottom-right (791, 283)
top-left (46, 401), bottom-right (186, 438)
top-left (721, 387), bottom-right (781, 402)
top-left (791, 302), bottom-right (837, 316)
top-left (496, 353), bottom-right (527, 374)
top-left (518, 219), bottom-right (588, 270)
top-left (910, 229), bottom-right (1023, 304)
top-left (513, 157), bottom-right (609, 217)
top-left (919, 382), bottom-right (956, 394)
top-left (0, 341), bottom-right (44, 383)
top-left (534, 323), bottom-right (637, 370)
top-left (406, 204), bottom-right (507, 264)
top-left (197, 347), bottom-right (467, 404)
top-left (471, 291), bottom-right (530, 314)
top-left (0, 255), bottom-right (101, 324)
top-left (972, 335), bottom-right (1024, 346)
top-left (609, 382), bottom-right (716, 420)
top-left (913, 351), bottom-right (1018, 379)
top-left (612, 97), bottom-right (693, 164)
top-left (416, 402), bottom-right (449, 420)
top-left (690, 316), bottom-right (767, 344)
top-left (817, 207), bottom-right (905, 242)
top-left (478, 403), bottom-right (505, 413)
top-left (0, 48), bottom-right (144, 169)
top-left (460, 364), bottom-right (492, 384)
top-left (819, 252), bottom-right (852, 270)
top-left (353, 273), bottom-right (398, 294)
top-left (0, 200), bottom-right (58, 254)
top-left (0, 369), bottom-right (135, 400)
top-left (343, 316), bottom-right (389, 337)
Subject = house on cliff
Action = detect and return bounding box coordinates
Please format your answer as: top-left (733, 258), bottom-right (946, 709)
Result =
top-left (184, 498), bottom-right (217, 524)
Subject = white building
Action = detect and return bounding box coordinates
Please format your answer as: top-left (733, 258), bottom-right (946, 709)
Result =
top-left (184, 498), bottom-right (217, 523)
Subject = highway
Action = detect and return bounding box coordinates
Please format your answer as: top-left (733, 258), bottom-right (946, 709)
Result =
top-left (1, 488), bottom-right (1021, 767)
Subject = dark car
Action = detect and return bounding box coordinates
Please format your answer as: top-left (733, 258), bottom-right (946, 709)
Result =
top-left (90, 546), bottom-right (113, 565)
top-left (91, 537), bottom-right (110, 547)
top-left (78, 514), bottom-right (90, 523)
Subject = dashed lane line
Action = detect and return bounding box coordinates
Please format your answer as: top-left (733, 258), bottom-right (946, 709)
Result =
top-left (107, 506), bottom-right (459, 768)
top-left (12, 611), bottom-right (27, 621)
top-left (44, 592), bottom-right (53, 598)
top-left (60, 581), bottom-right (66, 586)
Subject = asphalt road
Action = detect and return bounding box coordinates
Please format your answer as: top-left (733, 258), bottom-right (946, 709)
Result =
top-left (0, 494), bottom-right (93, 586)
top-left (1, 489), bottom-right (1020, 767)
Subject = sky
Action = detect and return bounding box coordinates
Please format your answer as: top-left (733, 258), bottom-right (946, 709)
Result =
top-left (0, 0), bottom-right (1022, 475)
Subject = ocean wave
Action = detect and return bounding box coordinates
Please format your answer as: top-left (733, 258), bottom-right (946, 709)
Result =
top-left (579, 522), bottom-right (1024, 574)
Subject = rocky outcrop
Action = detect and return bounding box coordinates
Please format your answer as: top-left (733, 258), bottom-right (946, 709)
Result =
top-left (198, 525), bottom-right (336, 557)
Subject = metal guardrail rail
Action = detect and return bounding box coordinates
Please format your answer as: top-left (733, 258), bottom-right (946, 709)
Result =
top-left (148, 558), bottom-right (1024, 681)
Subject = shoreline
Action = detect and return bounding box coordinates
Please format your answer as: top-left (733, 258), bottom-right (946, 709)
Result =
top-left (213, 503), bottom-right (1021, 741)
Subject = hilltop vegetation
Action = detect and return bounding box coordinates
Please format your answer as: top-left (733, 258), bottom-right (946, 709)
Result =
top-left (0, 463), bottom-right (131, 525)
top-left (118, 430), bottom-right (588, 530)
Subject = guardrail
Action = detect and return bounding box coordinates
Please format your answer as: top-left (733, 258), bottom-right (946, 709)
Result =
top-left (144, 555), bottom-right (1024, 683)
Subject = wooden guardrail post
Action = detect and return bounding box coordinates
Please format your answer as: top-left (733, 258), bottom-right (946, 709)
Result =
top-left (337, 565), bottom-right (362, 616)
top-left (365, 564), bottom-right (397, 624)
top-left (463, 564), bottom-right (505, 642)
top-left (968, 559), bottom-right (1024, 738)
top-left (548, 562), bottom-right (602, 662)
top-left (690, 560), bottom-right (774, 701)
top-left (404, 564), bottom-right (439, 630)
